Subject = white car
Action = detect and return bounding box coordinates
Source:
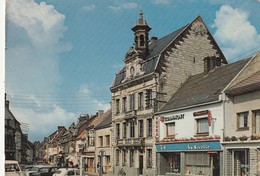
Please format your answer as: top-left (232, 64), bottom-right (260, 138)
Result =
top-left (24, 165), bottom-right (52, 176)
top-left (5, 160), bottom-right (26, 176)
top-left (52, 168), bottom-right (80, 176)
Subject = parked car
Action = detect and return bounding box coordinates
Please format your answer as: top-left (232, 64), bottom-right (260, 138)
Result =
top-left (5, 160), bottom-right (26, 176)
top-left (25, 165), bottom-right (57, 176)
top-left (29, 166), bottom-right (59, 176)
top-left (52, 168), bottom-right (80, 176)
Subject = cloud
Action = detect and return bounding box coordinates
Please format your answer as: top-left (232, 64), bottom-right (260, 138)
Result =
top-left (212, 5), bottom-right (260, 61)
top-left (76, 84), bottom-right (110, 112)
top-left (6, 0), bottom-right (74, 141)
top-left (12, 105), bottom-right (76, 142)
top-left (151, 0), bottom-right (170, 5)
top-left (82, 4), bottom-right (96, 12)
top-left (108, 2), bottom-right (137, 12)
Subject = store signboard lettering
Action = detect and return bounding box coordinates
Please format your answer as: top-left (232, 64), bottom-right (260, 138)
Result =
top-left (188, 144), bottom-right (210, 150)
top-left (156, 141), bottom-right (221, 151)
top-left (164, 114), bottom-right (184, 122)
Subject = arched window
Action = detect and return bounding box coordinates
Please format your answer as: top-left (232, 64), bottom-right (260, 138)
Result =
top-left (140, 35), bottom-right (145, 46)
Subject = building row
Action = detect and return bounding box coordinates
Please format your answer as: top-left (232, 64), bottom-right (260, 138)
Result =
top-left (5, 94), bottom-right (34, 164)
top-left (13, 12), bottom-right (260, 176)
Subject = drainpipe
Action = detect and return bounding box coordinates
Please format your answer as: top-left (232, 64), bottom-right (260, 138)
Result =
top-left (222, 96), bottom-right (227, 176)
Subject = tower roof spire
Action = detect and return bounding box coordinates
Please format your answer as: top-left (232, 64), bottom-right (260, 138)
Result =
top-left (132, 10), bottom-right (151, 32)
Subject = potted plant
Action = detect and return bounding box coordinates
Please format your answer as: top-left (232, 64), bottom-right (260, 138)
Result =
top-left (239, 135), bottom-right (248, 141)
top-left (224, 136), bottom-right (231, 141)
top-left (231, 136), bottom-right (238, 141)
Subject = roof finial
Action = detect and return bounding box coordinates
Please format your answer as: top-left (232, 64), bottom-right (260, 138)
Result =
top-left (140, 10), bottom-right (143, 19)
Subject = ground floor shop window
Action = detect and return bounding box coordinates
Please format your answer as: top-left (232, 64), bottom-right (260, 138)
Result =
top-left (186, 152), bottom-right (210, 175)
top-left (166, 153), bottom-right (180, 173)
top-left (234, 149), bottom-right (249, 176)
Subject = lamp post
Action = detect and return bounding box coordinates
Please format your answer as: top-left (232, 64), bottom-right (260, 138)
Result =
top-left (99, 150), bottom-right (105, 176)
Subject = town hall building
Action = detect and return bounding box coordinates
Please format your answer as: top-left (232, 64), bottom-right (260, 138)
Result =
top-left (110, 11), bottom-right (227, 176)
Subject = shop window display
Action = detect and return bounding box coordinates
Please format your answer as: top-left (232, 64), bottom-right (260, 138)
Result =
top-left (166, 153), bottom-right (180, 173)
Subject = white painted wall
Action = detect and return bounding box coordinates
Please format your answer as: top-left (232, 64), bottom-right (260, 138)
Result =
top-left (157, 102), bottom-right (224, 140)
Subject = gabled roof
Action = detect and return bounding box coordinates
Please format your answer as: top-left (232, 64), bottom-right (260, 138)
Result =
top-left (94, 109), bottom-right (112, 130)
top-left (225, 70), bottom-right (260, 96)
top-left (159, 58), bottom-right (251, 113)
top-left (111, 16), bottom-right (226, 89)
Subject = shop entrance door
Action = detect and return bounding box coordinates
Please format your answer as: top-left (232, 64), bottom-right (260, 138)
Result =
top-left (211, 153), bottom-right (220, 176)
top-left (139, 155), bottom-right (143, 175)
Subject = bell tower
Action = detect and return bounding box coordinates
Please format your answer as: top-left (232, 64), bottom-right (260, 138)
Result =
top-left (132, 10), bottom-right (151, 58)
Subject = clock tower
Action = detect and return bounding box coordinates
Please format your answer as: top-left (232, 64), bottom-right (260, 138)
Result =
top-left (131, 10), bottom-right (151, 58)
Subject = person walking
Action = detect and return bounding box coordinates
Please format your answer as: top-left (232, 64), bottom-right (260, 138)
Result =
top-left (97, 162), bottom-right (100, 175)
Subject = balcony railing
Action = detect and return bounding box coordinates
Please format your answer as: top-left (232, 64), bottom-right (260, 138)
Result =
top-left (116, 137), bottom-right (145, 147)
top-left (124, 110), bottom-right (137, 120)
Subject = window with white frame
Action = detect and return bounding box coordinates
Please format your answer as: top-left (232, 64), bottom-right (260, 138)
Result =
top-left (147, 149), bottom-right (152, 168)
top-left (139, 120), bottom-right (144, 137)
top-left (116, 149), bottom-right (119, 166)
top-left (254, 111), bottom-right (260, 134)
top-left (122, 97), bottom-right (127, 112)
top-left (130, 149), bottom-right (134, 167)
top-left (147, 119), bottom-right (152, 137)
top-left (122, 150), bottom-right (127, 166)
top-left (99, 136), bottom-right (103, 147)
top-left (130, 121), bottom-right (135, 138)
top-left (166, 122), bottom-right (175, 137)
top-left (196, 118), bottom-right (209, 134)
top-left (116, 124), bottom-right (120, 139)
top-left (138, 92), bottom-right (144, 109)
top-left (123, 122), bottom-right (127, 138)
top-left (145, 89), bottom-right (152, 109)
top-left (129, 94), bottom-right (135, 111)
top-left (116, 99), bottom-right (120, 114)
top-left (237, 112), bottom-right (249, 130)
top-left (105, 135), bottom-right (110, 146)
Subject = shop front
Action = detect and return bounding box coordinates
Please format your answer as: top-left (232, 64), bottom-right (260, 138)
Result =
top-left (156, 140), bottom-right (222, 176)
top-left (222, 142), bottom-right (260, 176)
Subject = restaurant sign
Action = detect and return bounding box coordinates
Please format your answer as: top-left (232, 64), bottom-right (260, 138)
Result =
top-left (164, 114), bottom-right (184, 122)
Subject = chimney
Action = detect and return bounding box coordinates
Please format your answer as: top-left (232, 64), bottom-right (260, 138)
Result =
top-left (204, 56), bottom-right (221, 74)
top-left (98, 110), bottom-right (104, 116)
top-left (58, 126), bottom-right (65, 130)
top-left (5, 93), bottom-right (9, 108)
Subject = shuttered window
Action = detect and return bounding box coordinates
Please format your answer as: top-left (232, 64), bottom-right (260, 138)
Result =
top-left (186, 152), bottom-right (209, 166)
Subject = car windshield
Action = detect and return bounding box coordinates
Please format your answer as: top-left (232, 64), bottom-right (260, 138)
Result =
top-left (31, 167), bottom-right (40, 171)
top-left (5, 164), bottom-right (20, 172)
top-left (54, 170), bottom-right (62, 174)
top-left (39, 167), bottom-right (50, 172)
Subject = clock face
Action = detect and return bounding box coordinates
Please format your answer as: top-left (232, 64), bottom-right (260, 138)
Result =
top-left (130, 66), bottom-right (135, 76)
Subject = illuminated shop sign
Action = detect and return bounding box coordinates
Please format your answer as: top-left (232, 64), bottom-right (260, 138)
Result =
top-left (164, 114), bottom-right (184, 122)
top-left (156, 141), bottom-right (221, 151)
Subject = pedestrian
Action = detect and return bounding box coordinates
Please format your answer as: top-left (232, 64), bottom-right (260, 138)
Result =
top-left (97, 162), bottom-right (100, 174)
top-left (84, 163), bottom-right (88, 171)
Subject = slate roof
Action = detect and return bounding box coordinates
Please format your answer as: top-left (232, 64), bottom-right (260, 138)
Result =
top-left (147, 25), bottom-right (187, 59)
top-left (95, 109), bottom-right (112, 130)
top-left (225, 70), bottom-right (260, 96)
top-left (112, 25), bottom-right (187, 88)
top-left (159, 58), bottom-right (251, 112)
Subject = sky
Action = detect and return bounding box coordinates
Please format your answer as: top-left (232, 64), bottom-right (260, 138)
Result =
top-left (5, 0), bottom-right (260, 142)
